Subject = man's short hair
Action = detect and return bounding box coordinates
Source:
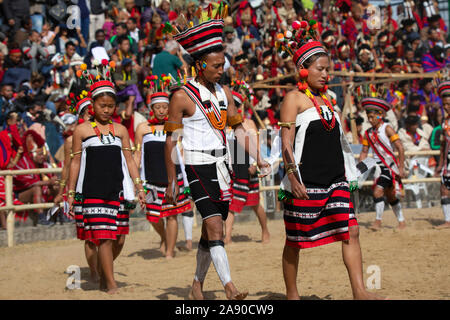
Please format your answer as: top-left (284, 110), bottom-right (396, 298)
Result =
top-left (128, 17), bottom-right (137, 25)
top-left (95, 29), bottom-right (105, 37)
top-left (405, 115), bottom-right (420, 126)
top-left (65, 41), bottom-right (76, 49)
top-left (164, 40), bottom-right (179, 53)
top-left (116, 22), bottom-right (127, 30)
top-left (117, 35), bottom-right (130, 45)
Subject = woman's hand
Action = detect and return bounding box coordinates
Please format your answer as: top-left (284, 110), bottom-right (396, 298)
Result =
top-left (138, 189), bottom-right (146, 210)
top-left (289, 176), bottom-right (309, 200)
top-left (257, 160), bottom-right (271, 178)
top-left (67, 196), bottom-right (75, 218)
top-left (165, 179), bottom-right (179, 205)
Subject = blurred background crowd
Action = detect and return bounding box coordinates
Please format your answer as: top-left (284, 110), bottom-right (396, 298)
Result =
top-left (0, 0), bottom-right (448, 228)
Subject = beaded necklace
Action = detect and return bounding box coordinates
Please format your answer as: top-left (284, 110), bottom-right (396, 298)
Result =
top-left (91, 120), bottom-right (115, 144)
top-left (303, 87), bottom-right (336, 131)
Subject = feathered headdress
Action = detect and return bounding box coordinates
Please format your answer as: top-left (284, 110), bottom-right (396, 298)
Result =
top-left (66, 90), bottom-right (92, 122)
top-left (276, 20), bottom-right (327, 91)
top-left (163, 2), bottom-right (229, 58)
top-left (76, 59), bottom-right (116, 100)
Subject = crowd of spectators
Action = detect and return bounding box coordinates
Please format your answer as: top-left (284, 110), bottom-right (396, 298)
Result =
top-left (0, 0), bottom-right (449, 228)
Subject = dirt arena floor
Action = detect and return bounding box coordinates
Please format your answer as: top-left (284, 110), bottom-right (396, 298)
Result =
top-left (1, 207), bottom-right (449, 300)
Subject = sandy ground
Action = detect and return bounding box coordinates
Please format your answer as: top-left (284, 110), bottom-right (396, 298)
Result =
top-left (1, 206), bottom-right (449, 300)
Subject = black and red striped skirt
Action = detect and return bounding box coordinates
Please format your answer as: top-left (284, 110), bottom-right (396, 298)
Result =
top-left (74, 193), bottom-right (130, 245)
top-left (229, 176), bottom-right (260, 213)
top-left (282, 181), bottom-right (357, 249)
top-left (145, 173), bottom-right (191, 223)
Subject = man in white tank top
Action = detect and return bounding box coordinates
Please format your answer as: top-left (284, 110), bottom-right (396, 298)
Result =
top-left (162, 18), bottom-right (270, 300)
top-left (358, 97), bottom-right (407, 230)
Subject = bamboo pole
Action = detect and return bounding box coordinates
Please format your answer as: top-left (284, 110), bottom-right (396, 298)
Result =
top-left (250, 71), bottom-right (441, 87)
top-left (5, 175), bottom-right (14, 247)
top-left (0, 168), bottom-right (62, 176)
top-left (245, 99), bottom-right (266, 129)
top-left (259, 177), bottom-right (441, 192)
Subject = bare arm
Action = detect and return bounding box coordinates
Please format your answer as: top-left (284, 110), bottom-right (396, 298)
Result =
top-left (386, 125), bottom-right (406, 178)
top-left (224, 85), bottom-right (267, 171)
top-left (133, 123), bottom-right (145, 168)
top-left (117, 124), bottom-right (145, 209)
top-left (359, 144), bottom-right (369, 161)
top-left (54, 137), bottom-right (72, 204)
top-left (280, 90), bottom-right (308, 199)
top-left (67, 126), bottom-right (83, 215)
top-left (164, 89), bottom-right (187, 204)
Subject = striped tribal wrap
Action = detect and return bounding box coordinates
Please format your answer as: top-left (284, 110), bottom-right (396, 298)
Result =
top-left (283, 181), bottom-right (357, 249)
top-left (229, 177), bottom-right (260, 213)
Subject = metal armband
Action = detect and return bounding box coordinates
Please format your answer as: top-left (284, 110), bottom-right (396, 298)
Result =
top-left (227, 113), bottom-right (243, 127)
top-left (164, 121), bottom-right (184, 133)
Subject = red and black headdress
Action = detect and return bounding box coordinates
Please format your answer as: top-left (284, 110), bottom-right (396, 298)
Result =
top-left (438, 81), bottom-right (450, 97)
top-left (361, 97), bottom-right (391, 113)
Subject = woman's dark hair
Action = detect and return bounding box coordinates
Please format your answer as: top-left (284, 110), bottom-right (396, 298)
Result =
top-left (302, 52), bottom-right (329, 69)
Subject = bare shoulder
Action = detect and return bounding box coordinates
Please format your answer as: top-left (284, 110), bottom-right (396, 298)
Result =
top-left (281, 89), bottom-right (307, 111)
top-left (135, 121), bottom-right (150, 135)
top-left (112, 121), bottom-right (128, 137)
top-left (171, 88), bottom-right (194, 111)
top-left (73, 121), bottom-right (91, 140)
top-left (171, 88), bottom-right (190, 105)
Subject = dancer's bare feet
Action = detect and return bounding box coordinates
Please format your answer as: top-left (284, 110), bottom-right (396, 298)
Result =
top-left (225, 282), bottom-right (248, 300)
top-left (188, 280), bottom-right (204, 300)
top-left (398, 221), bottom-right (406, 230)
top-left (159, 240), bottom-right (166, 255)
top-left (353, 288), bottom-right (386, 300)
top-left (106, 286), bottom-right (119, 295)
top-left (370, 220), bottom-right (382, 231)
top-left (261, 230), bottom-right (270, 244)
top-left (435, 222), bottom-right (450, 229)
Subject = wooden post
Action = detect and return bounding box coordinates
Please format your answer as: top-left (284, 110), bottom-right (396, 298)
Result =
top-left (5, 174), bottom-right (14, 247)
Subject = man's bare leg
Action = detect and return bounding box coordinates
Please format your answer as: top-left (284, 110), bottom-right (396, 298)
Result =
top-left (205, 215), bottom-right (247, 300)
top-left (224, 212), bottom-right (234, 244)
top-left (190, 224), bottom-right (211, 300)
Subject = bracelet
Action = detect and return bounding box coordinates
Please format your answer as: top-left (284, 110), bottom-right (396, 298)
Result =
top-left (134, 177), bottom-right (143, 185)
top-left (135, 144), bottom-right (141, 151)
top-left (252, 162), bottom-right (258, 167)
top-left (59, 180), bottom-right (66, 187)
top-left (67, 190), bottom-right (76, 197)
top-left (138, 189), bottom-right (145, 193)
top-left (286, 168), bottom-right (296, 175)
top-left (285, 163), bottom-right (296, 170)
top-left (70, 150), bottom-right (82, 158)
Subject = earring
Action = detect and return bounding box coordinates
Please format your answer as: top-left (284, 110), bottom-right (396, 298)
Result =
top-left (202, 61), bottom-right (207, 69)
